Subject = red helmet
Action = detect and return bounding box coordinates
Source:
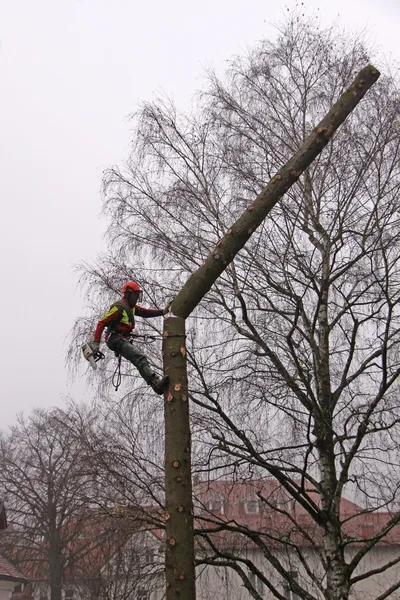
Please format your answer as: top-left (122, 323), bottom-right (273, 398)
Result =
top-left (121, 281), bottom-right (143, 302)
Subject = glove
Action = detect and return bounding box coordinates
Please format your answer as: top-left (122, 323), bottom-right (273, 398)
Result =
top-left (90, 341), bottom-right (100, 352)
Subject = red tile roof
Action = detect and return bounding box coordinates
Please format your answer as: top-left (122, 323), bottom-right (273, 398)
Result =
top-left (193, 478), bottom-right (400, 548)
top-left (0, 554), bottom-right (27, 582)
top-left (2, 478), bottom-right (400, 586)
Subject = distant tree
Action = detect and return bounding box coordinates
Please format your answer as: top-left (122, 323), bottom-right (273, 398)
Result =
top-left (0, 408), bottom-right (96, 600)
top-left (90, 529), bottom-right (163, 600)
top-left (63, 397), bottom-right (165, 519)
top-left (61, 400), bottom-right (165, 600)
top-left (73, 12), bottom-right (400, 600)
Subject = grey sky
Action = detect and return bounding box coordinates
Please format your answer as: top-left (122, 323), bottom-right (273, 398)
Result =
top-left (0, 0), bottom-right (399, 427)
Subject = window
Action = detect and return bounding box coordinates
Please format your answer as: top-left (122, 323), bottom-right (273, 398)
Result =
top-left (206, 493), bottom-right (225, 515)
top-left (248, 571), bottom-right (264, 597)
top-left (244, 498), bottom-right (260, 514)
top-left (145, 548), bottom-right (154, 564)
top-left (13, 584), bottom-right (24, 593)
top-left (283, 586), bottom-right (300, 600)
top-left (283, 570), bottom-right (299, 600)
top-left (131, 549), bottom-right (154, 570)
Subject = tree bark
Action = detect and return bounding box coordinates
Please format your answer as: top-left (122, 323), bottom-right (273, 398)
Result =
top-left (49, 537), bottom-right (62, 600)
top-left (163, 315), bottom-right (195, 600)
top-left (162, 64), bottom-right (380, 600)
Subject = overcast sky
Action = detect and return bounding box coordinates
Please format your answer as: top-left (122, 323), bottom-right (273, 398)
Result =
top-left (0, 0), bottom-right (399, 427)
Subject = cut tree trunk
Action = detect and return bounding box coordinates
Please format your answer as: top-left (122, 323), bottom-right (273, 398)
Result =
top-left (162, 64), bottom-right (380, 600)
top-left (163, 315), bottom-right (195, 600)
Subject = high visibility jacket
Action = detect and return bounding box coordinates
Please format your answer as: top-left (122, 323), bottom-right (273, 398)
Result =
top-left (93, 298), bottom-right (163, 343)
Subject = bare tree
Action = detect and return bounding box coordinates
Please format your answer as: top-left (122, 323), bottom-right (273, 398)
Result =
top-left (92, 530), bottom-right (163, 600)
top-left (66, 513), bottom-right (164, 600)
top-left (59, 399), bottom-right (167, 600)
top-left (63, 396), bottom-right (165, 516)
top-left (72, 13), bottom-right (400, 600)
top-left (0, 408), bottom-right (98, 600)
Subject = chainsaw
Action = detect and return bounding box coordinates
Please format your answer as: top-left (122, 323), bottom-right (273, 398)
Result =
top-left (82, 343), bottom-right (105, 370)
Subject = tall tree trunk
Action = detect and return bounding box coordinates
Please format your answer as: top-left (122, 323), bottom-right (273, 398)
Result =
top-left (163, 315), bottom-right (195, 600)
top-left (316, 238), bottom-right (349, 600)
top-left (162, 64), bottom-right (380, 600)
top-left (318, 442), bottom-right (349, 600)
top-left (49, 539), bottom-right (62, 600)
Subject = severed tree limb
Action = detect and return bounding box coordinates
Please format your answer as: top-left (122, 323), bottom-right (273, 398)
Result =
top-left (169, 64), bottom-right (380, 320)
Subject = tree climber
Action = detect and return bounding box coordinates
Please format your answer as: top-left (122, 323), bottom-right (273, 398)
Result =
top-left (90, 281), bottom-right (168, 394)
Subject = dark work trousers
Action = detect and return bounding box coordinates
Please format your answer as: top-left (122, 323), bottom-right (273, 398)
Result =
top-left (106, 333), bottom-right (155, 383)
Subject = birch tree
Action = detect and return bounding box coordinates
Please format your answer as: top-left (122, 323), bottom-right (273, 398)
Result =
top-left (71, 14), bottom-right (400, 600)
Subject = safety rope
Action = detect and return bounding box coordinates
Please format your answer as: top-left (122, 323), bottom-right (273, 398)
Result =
top-left (112, 354), bottom-right (122, 391)
top-left (133, 334), bottom-right (159, 341)
top-left (133, 333), bottom-right (187, 340)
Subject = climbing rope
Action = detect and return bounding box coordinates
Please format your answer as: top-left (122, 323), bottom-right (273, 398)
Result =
top-left (112, 354), bottom-right (122, 391)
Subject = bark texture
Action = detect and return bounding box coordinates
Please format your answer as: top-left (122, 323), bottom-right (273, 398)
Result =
top-left (163, 315), bottom-right (195, 600)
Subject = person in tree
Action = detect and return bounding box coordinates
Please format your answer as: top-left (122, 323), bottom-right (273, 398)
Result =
top-left (90, 281), bottom-right (168, 394)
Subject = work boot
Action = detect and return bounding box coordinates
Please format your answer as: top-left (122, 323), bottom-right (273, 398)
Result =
top-left (149, 374), bottom-right (169, 395)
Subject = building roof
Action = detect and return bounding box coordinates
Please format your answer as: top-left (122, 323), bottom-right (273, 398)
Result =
top-left (190, 478), bottom-right (400, 550)
top-left (0, 554), bottom-right (27, 583)
top-left (4, 478), bottom-right (400, 588)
